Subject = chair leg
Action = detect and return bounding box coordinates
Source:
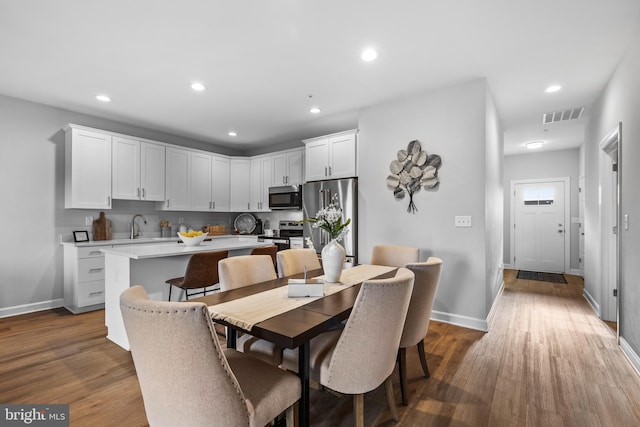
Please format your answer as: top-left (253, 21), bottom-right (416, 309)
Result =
top-left (168, 285), bottom-right (172, 301)
top-left (397, 347), bottom-right (409, 405)
top-left (417, 341), bottom-right (430, 378)
top-left (353, 394), bottom-right (364, 427)
top-left (384, 376), bottom-right (398, 422)
top-left (285, 402), bottom-right (297, 427)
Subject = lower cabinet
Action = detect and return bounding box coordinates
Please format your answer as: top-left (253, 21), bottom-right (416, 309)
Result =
top-left (64, 245), bottom-right (110, 313)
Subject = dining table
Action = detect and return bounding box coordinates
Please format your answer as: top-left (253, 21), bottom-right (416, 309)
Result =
top-left (191, 263), bottom-right (399, 427)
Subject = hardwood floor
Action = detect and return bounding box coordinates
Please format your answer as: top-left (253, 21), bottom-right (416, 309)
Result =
top-left (1, 270), bottom-right (639, 426)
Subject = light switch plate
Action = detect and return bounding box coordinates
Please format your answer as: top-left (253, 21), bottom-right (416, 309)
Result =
top-left (85, 216), bottom-right (93, 226)
top-left (455, 215), bottom-right (472, 227)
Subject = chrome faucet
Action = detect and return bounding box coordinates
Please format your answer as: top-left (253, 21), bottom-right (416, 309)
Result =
top-left (130, 214), bottom-right (147, 239)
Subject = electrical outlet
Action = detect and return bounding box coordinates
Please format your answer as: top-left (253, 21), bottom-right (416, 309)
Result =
top-left (85, 216), bottom-right (93, 226)
top-left (455, 215), bottom-right (472, 227)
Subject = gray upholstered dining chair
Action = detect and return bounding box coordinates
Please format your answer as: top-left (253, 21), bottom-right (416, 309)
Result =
top-left (370, 244), bottom-right (419, 267)
top-left (120, 286), bottom-right (300, 427)
top-left (281, 268), bottom-right (415, 427)
top-left (276, 248), bottom-right (321, 278)
top-left (218, 254), bottom-right (282, 365)
top-left (397, 257), bottom-right (443, 405)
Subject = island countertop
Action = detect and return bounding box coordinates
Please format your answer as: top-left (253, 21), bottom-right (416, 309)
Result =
top-left (100, 236), bottom-right (269, 260)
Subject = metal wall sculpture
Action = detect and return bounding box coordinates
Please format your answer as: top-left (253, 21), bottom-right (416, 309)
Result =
top-left (386, 140), bottom-right (442, 213)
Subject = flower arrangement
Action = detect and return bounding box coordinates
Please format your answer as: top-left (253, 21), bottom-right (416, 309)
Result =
top-left (301, 193), bottom-right (351, 241)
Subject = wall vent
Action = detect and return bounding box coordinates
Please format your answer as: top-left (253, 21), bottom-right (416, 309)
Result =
top-left (542, 106), bottom-right (585, 124)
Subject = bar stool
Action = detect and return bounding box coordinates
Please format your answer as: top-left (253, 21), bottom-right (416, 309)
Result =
top-left (165, 250), bottom-right (228, 301)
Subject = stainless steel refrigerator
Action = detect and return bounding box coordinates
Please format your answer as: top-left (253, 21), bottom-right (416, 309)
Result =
top-left (302, 178), bottom-right (358, 264)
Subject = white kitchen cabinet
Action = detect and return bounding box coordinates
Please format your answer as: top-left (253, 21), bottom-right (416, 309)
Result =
top-left (251, 155), bottom-right (272, 211)
top-left (64, 245), bottom-right (110, 313)
top-left (160, 147), bottom-right (191, 210)
top-left (272, 148), bottom-right (304, 185)
top-left (211, 154), bottom-right (230, 211)
top-left (230, 158), bottom-right (252, 211)
top-left (112, 137), bottom-right (166, 201)
top-left (64, 125), bottom-right (112, 209)
top-left (190, 151), bottom-right (213, 211)
top-left (304, 129), bottom-right (357, 182)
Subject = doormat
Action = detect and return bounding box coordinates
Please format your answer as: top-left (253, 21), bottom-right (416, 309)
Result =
top-left (516, 270), bottom-right (567, 284)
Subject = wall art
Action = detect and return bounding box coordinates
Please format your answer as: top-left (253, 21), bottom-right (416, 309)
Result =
top-left (386, 139), bottom-right (442, 213)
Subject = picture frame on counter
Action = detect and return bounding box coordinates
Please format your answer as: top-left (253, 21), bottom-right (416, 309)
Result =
top-left (73, 230), bottom-right (89, 242)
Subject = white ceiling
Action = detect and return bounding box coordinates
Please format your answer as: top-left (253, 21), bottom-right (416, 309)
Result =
top-left (1, 1), bottom-right (639, 155)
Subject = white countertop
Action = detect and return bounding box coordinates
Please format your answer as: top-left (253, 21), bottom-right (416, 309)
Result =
top-left (60, 234), bottom-right (254, 247)
top-left (100, 236), bottom-right (268, 260)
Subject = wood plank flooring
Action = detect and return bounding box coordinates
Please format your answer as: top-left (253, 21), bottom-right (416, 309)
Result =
top-left (1, 270), bottom-right (639, 426)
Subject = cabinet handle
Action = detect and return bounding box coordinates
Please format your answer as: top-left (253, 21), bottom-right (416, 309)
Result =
top-left (107, 196), bottom-right (111, 206)
top-left (328, 166), bottom-right (332, 176)
top-left (167, 199), bottom-right (170, 208)
top-left (142, 188), bottom-right (145, 199)
top-left (248, 202), bottom-right (250, 210)
top-left (88, 268), bottom-right (103, 273)
top-left (212, 201), bottom-right (216, 209)
top-left (89, 291), bottom-right (104, 296)
top-left (88, 251), bottom-right (102, 256)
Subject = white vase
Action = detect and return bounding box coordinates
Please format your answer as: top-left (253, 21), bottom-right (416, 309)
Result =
top-left (322, 239), bottom-right (346, 283)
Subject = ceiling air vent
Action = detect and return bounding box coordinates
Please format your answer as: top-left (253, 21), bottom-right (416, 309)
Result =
top-left (542, 106), bottom-right (585, 124)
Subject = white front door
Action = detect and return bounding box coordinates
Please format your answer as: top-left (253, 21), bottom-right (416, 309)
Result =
top-left (513, 180), bottom-right (567, 273)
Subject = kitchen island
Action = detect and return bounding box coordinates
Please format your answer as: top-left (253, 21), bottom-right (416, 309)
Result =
top-left (102, 236), bottom-right (270, 350)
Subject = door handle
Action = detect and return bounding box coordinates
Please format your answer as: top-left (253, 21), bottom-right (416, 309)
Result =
top-left (558, 230), bottom-right (564, 233)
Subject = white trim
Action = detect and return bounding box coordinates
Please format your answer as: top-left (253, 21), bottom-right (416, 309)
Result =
top-left (486, 280), bottom-right (505, 330)
top-left (620, 337), bottom-right (640, 377)
top-left (510, 177), bottom-right (571, 273)
top-left (503, 263), bottom-right (513, 270)
top-left (583, 289), bottom-right (600, 317)
top-left (0, 299), bottom-right (64, 318)
top-left (431, 310), bottom-right (488, 332)
top-left (569, 268), bottom-right (583, 277)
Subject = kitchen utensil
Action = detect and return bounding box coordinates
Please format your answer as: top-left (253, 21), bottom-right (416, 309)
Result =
top-left (93, 212), bottom-right (112, 241)
top-left (233, 213), bottom-right (257, 234)
top-left (177, 232), bottom-right (207, 247)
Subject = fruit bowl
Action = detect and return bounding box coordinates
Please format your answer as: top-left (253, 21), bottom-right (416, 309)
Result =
top-left (177, 231), bottom-right (208, 247)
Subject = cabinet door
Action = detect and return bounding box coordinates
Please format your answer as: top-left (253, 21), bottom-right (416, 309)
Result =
top-left (305, 139), bottom-right (329, 182)
top-left (190, 152), bottom-right (212, 211)
top-left (211, 155), bottom-right (230, 211)
top-left (112, 136), bottom-right (140, 200)
top-left (230, 158), bottom-right (251, 211)
top-left (271, 153), bottom-right (287, 185)
top-left (287, 149), bottom-right (304, 184)
top-left (250, 157), bottom-right (263, 211)
top-left (328, 133), bottom-right (356, 179)
top-left (65, 128), bottom-right (112, 209)
top-left (259, 156), bottom-right (272, 211)
top-left (163, 147), bottom-right (190, 210)
top-left (140, 142), bottom-right (165, 201)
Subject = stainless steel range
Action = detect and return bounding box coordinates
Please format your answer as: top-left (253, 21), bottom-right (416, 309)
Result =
top-left (257, 220), bottom-right (303, 251)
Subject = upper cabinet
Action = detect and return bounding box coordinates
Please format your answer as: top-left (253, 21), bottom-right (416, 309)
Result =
top-left (160, 147), bottom-right (191, 211)
top-left (64, 125), bottom-right (112, 209)
top-left (303, 130), bottom-right (357, 182)
top-left (211, 154), bottom-right (230, 211)
top-left (112, 136), bottom-right (165, 201)
top-left (271, 148), bottom-right (304, 185)
top-left (251, 155), bottom-right (272, 212)
top-left (230, 158), bottom-right (252, 211)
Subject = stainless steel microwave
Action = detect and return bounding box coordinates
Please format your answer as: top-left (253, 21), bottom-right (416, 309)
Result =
top-left (268, 185), bottom-right (302, 210)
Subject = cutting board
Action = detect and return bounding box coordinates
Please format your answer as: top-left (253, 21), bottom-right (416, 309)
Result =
top-left (93, 212), bottom-right (112, 241)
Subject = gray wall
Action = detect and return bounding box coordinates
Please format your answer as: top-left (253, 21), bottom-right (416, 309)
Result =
top-left (503, 148), bottom-right (581, 270)
top-left (584, 34), bottom-right (640, 361)
top-left (357, 78), bottom-right (503, 328)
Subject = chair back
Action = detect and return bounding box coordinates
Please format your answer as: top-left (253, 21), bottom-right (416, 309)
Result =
top-left (120, 286), bottom-right (250, 426)
top-left (400, 257), bottom-right (443, 348)
top-left (371, 245), bottom-right (419, 267)
top-left (250, 245), bottom-right (278, 267)
top-left (276, 248), bottom-right (321, 278)
top-left (322, 268), bottom-right (414, 394)
top-left (218, 254), bottom-right (277, 291)
top-left (180, 250), bottom-right (228, 289)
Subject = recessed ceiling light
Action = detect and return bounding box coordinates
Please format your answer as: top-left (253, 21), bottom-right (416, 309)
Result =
top-left (228, 131), bottom-right (237, 137)
top-left (361, 48), bottom-right (378, 62)
top-left (545, 85), bottom-right (562, 93)
top-left (309, 107), bottom-right (321, 114)
top-left (96, 95), bottom-right (111, 102)
top-left (526, 141), bottom-right (545, 149)
top-left (191, 82), bottom-right (206, 91)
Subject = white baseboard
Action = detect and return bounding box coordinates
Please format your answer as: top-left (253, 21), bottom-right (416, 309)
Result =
top-left (620, 337), bottom-right (640, 377)
top-left (486, 280), bottom-right (505, 330)
top-left (503, 263), bottom-right (513, 270)
top-left (569, 268), bottom-right (583, 276)
top-left (0, 299), bottom-right (64, 318)
top-left (431, 310), bottom-right (488, 332)
top-left (582, 288), bottom-right (600, 316)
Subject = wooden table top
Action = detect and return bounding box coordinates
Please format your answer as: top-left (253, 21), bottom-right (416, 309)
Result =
top-left (191, 266), bottom-right (397, 349)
